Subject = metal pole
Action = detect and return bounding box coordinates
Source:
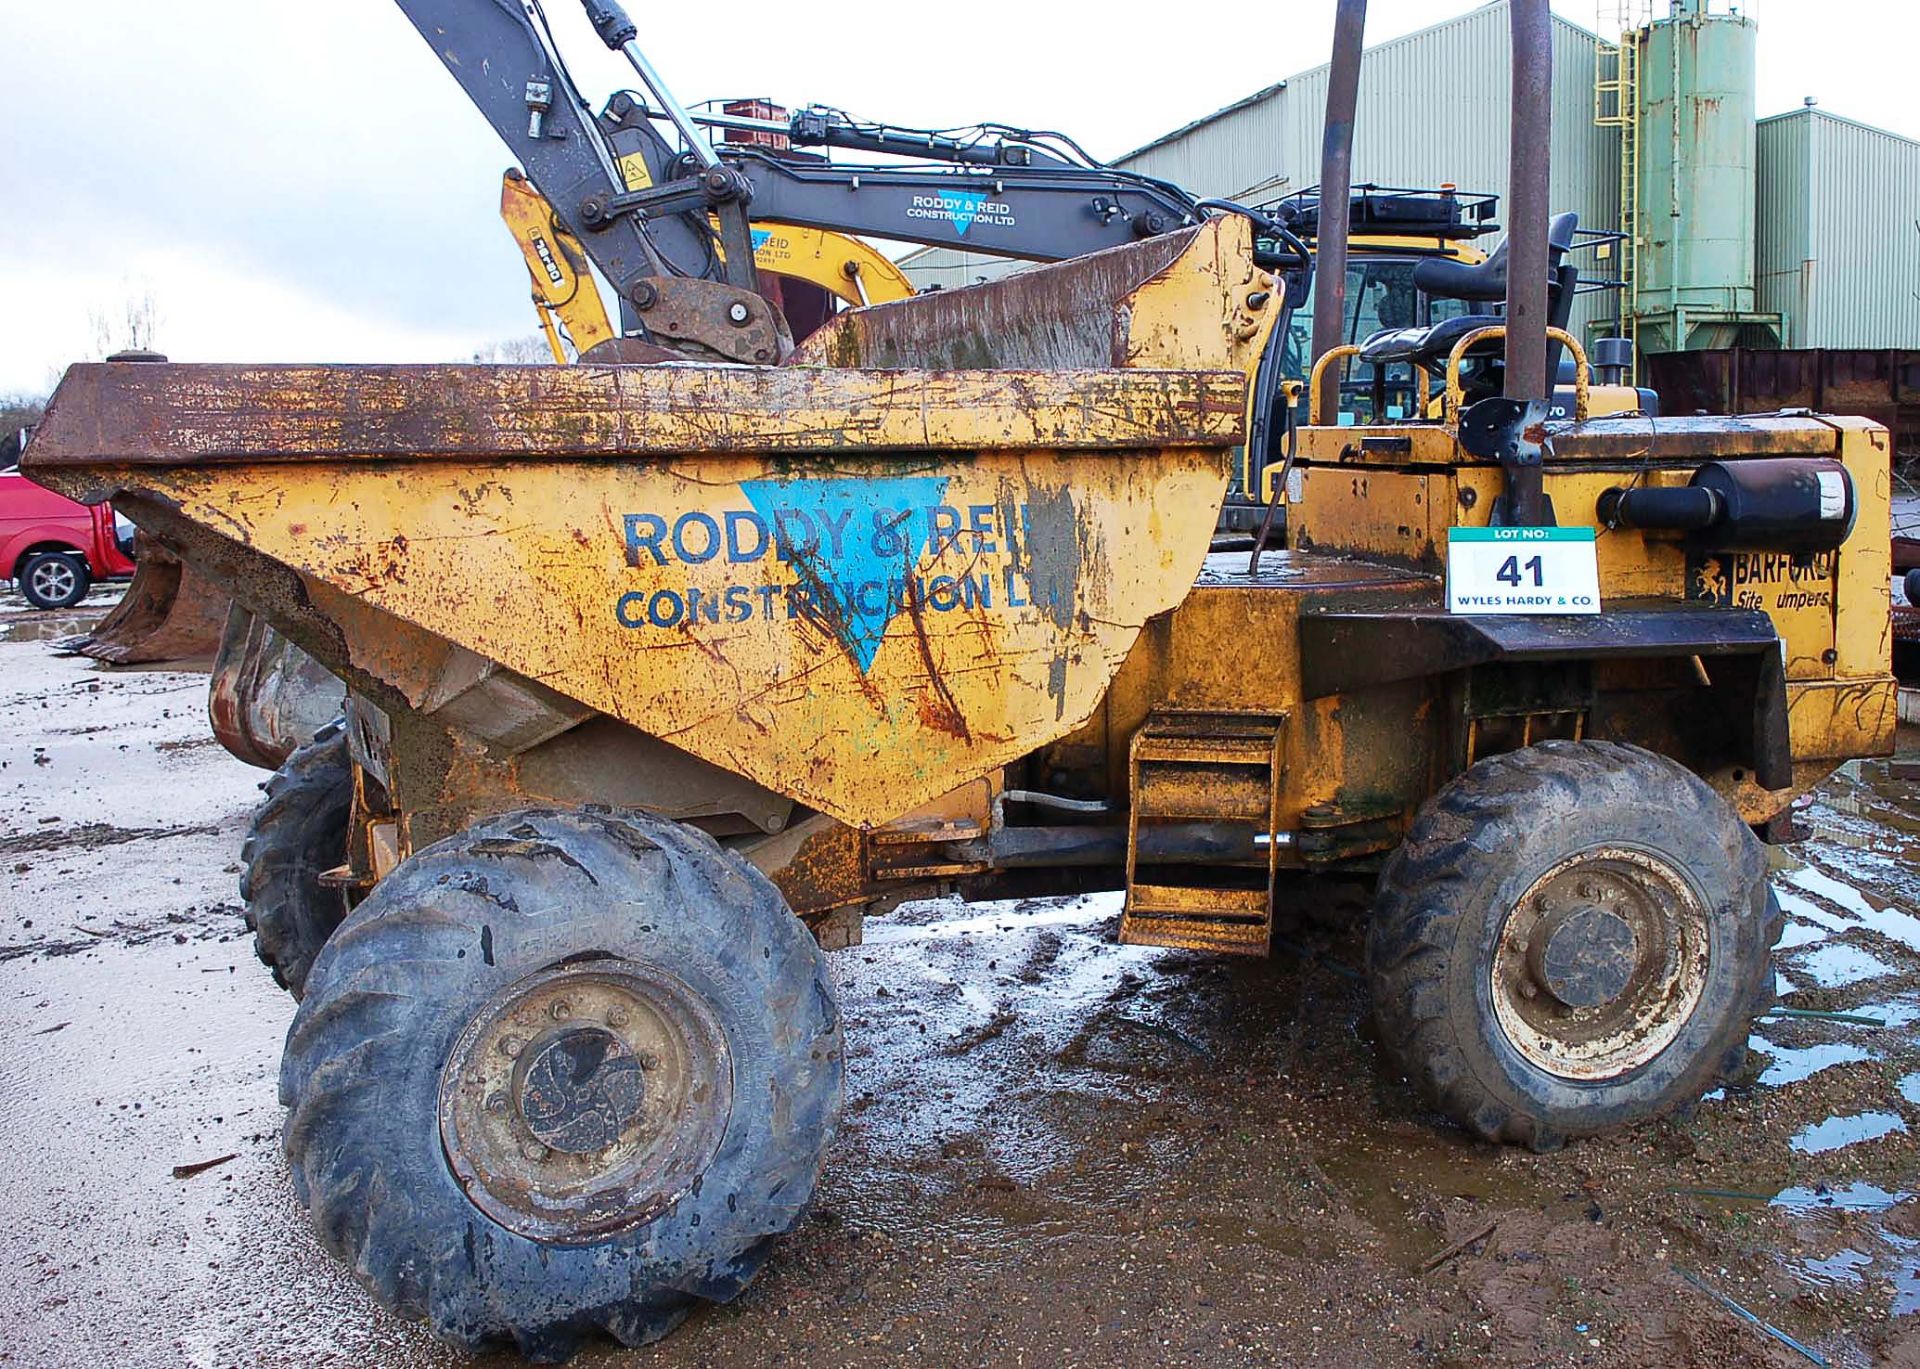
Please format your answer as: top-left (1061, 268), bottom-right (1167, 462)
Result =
top-left (578, 0), bottom-right (722, 169)
top-left (614, 36), bottom-right (722, 169)
top-left (1310, 0), bottom-right (1367, 421)
top-left (1504, 0), bottom-right (1553, 406)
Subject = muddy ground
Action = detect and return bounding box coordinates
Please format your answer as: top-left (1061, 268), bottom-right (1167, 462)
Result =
top-left (2, 589), bottom-right (1917, 1369)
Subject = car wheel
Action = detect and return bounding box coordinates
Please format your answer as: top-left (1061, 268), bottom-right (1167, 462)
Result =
top-left (18, 551), bottom-right (91, 610)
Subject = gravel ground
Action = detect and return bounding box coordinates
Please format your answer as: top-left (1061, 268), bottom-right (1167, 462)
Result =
top-left (1, 588), bottom-right (1917, 1368)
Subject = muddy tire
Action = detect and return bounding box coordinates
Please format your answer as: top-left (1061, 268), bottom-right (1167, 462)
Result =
top-left (278, 807), bottom-right (842, 1361)
top-left (18, 550), bottom-right (91, 610)
top-left (240, 719), bottom-right (352, 999)
top-left (1367, 741), bottom-right (1781, 1150)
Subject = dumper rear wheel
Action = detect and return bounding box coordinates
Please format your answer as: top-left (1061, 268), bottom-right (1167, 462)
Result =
top-left (240, 719), bottom-right (351, 999)
top-left (278, 807), bottom-right (842, 1360)
top-left (1367, 741), bottom-right (1779, 1150)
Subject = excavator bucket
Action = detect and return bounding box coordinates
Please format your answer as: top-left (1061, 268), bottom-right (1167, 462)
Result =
top-left (62, 531), bottom-right (229, 664)
top-left (206, 605), bottom-right (347, 770)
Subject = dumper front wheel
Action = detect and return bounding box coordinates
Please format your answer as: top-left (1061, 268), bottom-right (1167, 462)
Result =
top-left (279, 808), bottom-right (842, 1360)
top-left (1367, 741), bottom-right (1780, 1150)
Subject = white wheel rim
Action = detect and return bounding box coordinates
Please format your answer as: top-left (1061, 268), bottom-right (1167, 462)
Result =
top-left (1489, 844), bottom-right (1712, 1081)
top-left (29, 559), bottom-right (77, 602)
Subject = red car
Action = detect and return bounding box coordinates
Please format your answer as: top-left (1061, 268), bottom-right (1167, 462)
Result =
top-left (3, 427), bottom-right (136, 609)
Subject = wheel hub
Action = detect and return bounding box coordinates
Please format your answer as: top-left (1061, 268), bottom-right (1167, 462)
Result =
top-left (1529, 904), bottom-right (1638, 1008)
top-left (439, 961), bottom-right (732, 1243)
top-left (1490, 846), bottom-right (1711, 1081)
top-left (515, 1026), bottom-right (647, 1154)
top-left (31, 560), bottom-right (76, 599)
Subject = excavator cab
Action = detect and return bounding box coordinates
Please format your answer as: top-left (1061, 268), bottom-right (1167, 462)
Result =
top-left (1263, 186), bottom-right (1499, 426)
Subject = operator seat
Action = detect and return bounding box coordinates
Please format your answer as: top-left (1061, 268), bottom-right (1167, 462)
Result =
top-left (1355, 212), bottom-right (1579, 388)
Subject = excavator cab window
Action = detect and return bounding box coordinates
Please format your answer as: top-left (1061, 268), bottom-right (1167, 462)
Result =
top-left (1279, 258), bottom-right (1470, 424)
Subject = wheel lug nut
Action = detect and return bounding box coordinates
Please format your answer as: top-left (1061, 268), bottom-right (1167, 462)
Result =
top-left (500, 1035), bottom-right (524, 1059)
top-left (551, 1000), bottom-right (571, 1020)
top-left (638, 1050), bottom-right (661, 1070)
top-left (1521, 982), bottom-right (1539, 999)
top-left (486, 1093), bottom-right (508, 1115)
top-left (521, 1141), bottom-right (549, 1162)
top-left (607, 1007), bottom-right (629, 1028)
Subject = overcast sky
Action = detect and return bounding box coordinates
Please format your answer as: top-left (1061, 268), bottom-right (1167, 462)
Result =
top-left (3, 0), bottom-right (1912, 396)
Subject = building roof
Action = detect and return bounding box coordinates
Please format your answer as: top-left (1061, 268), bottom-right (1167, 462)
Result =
top-left (1756, 104), bottom-right (1920, 148)
top-left (1115, 79), bottom-right (1289, 166)
top-left (1113, 1), bottom-right (1600, 167)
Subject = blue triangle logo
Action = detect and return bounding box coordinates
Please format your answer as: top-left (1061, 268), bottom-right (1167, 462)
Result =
top-left (750, 229), bottom-right (771, 252)
top-left (945, 192), bottom-right (987, 236)
top-left (740, 475), bottom-right (951, 673)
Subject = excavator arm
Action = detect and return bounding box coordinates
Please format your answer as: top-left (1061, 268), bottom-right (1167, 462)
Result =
top-left (393, 0), bottom-right (1304, 356)
top-left (499, 169), bottom-right (618, 361)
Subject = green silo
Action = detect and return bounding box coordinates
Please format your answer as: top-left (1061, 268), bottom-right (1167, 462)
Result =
top-left (1631, 0), bottom-right (1781, 352)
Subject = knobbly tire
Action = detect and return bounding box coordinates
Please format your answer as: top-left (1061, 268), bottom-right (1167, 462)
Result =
top-left (1367, 740), bottom-right (1782, 1151)
top-left (278, 807), bottom-right (843, 1361)
top-left (240, 719), bottom-right (352, 999)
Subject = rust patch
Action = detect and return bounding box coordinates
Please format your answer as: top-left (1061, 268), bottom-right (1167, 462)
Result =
top-left (770, 821), bottom-right (870, 916)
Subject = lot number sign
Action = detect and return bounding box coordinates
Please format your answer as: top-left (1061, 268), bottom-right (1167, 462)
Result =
top-left (1447, 526), bottom-right (1601, 615)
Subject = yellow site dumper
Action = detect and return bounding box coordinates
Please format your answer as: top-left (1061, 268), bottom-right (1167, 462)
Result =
top-left (25, 208), bottom-right (1897, 1356)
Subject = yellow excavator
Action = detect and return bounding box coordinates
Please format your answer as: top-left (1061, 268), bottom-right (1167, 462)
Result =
top-left (499, 168), bottom-right (912, 363)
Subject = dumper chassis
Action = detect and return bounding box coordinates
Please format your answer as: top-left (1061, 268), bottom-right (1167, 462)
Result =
top-left (21, 0), bottom-right (1898, 1358)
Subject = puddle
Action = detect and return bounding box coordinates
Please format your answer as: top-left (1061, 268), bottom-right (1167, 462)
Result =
top-left (1752, 1038), bottom-right (1876, 1088)
top-left (1775, 887), bottom-right (1855, 933)
top-left (1892, 1234), bottom-right (1920, 1317)
top-left (1789, 865), bottom-right (1885, 922)
top-left (1776, 920), bottom-right (1832, 951)
top-left (1773, 1181), bottom-right (1920, 1324)
top-left (1, 612), bottom-right (98, 643)
top-left (1788, 865), bottom-right (1920, 950)
top-left (1854, 994), bottom-right (1920, 1029)
top-left (1901, 1072), bottom-right (1920, 1106)
top-left (863, 894), bottom-right (1119, 946)
top-left (1790, 941), bottom-right (1900, 990)
top-left (1792, 1111), bottom-right (1910, 1154)
top-left (1800, 1247), bottom-right (1875, 1291)
top-left (1784, 1238), bottom-right (1920, 1321)
top-left (1772, 1182), bottom-right (1911, 1213)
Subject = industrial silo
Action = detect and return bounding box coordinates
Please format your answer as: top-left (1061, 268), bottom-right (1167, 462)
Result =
top-left (1630, 0), bottom-right (1782, 352)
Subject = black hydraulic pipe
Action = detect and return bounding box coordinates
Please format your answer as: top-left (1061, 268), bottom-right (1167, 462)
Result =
top-left (985, 826), bottom-right (1126, 867)
top-left (1310, 0), bottom-right (1367, 420)
top-left (983, 823), bottom-right (1272, 868)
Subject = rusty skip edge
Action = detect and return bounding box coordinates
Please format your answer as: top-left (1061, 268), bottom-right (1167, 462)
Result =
top-left (24, 363), bottom-right (1250, 471)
